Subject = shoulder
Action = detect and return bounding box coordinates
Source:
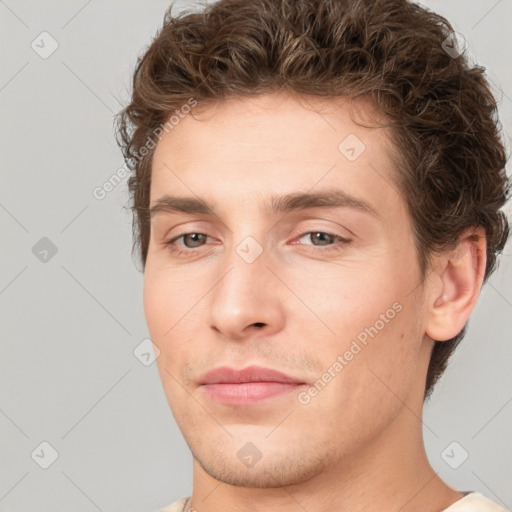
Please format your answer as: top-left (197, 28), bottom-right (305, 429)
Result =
top-left (443, 492), bottom-right (509, 512)
top-left (153, 497), bottom-right (190, 512)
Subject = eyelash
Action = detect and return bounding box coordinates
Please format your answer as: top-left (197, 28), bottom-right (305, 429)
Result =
top-left (164, 231), bottom-right (351, 256)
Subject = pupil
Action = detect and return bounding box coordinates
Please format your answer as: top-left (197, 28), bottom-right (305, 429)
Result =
top-left (185, 233), bottom-right (205, 247)
top-left (313, 232), bottom-right (332, 245)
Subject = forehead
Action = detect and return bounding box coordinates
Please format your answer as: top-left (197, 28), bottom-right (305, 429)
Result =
top-left (154, 92), bottom-right (391, 162)
top-left (150, 92), bottom-right (402, 216)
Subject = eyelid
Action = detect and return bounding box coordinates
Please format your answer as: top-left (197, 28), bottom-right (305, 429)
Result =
top-left (292, 217), bottom-right (357, 239)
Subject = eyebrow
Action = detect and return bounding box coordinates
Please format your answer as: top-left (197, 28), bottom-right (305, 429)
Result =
top-left (149, 189), bottom-right (378, 219)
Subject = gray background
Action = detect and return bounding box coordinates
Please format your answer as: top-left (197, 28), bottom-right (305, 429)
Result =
top-left (0, 1), bottom-right (511, 511)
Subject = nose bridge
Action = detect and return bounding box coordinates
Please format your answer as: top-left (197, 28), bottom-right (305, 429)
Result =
top-left (217, 210), bottom-right (270, 289)
top-left (214, 234), bottom-right (270, 308)
top-left (207, 233), bottom-right (284, 338)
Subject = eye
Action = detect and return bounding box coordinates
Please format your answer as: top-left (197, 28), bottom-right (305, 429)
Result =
top-left (164, 230), bottom-right (351, 257)
top-left (165, 232), bottom-right (213, 255)
top-left (296, 231), bottom-right (350, 249)
top-left (174, 232), bottom-right (208, 248)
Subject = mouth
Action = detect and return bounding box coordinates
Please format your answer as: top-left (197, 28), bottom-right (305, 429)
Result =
top-left (199, 365), bottom-right (306, 406)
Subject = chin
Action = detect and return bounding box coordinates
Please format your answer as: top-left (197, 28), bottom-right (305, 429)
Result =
top-left (193, 445), bottom-right (330, 488)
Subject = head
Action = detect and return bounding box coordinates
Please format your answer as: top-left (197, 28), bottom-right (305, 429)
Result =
top-left (116, 0), bottom-right (509, 488)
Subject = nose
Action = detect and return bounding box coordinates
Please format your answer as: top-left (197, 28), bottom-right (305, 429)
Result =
top-left (207, 243), bottom-right (286, 341)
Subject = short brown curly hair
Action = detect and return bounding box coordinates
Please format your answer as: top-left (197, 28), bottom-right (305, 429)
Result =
top-left (116, 0), bottom-right (510, 398)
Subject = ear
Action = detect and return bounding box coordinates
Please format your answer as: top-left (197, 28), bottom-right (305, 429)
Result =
top-left (425, 227), bottom-right (487, 341)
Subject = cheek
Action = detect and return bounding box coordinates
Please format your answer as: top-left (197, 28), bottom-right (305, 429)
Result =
top-left (143, 262), bottom-right (203, 339)
top-left (143, 271), bottom-right (169, 339)
top-left (296, 303), bottom-right (423, 447)
top-left (289, 257), bottom-right (424, 408)
top-left (143, 267), bottom-right (202, 390)
top-left (144, 271), bottom-right (188, 414)
top-left (285, 260), bottom-right (402, 343)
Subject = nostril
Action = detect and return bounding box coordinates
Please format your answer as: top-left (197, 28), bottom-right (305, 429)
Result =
top-left (253, 322), bottom-right (265, 328)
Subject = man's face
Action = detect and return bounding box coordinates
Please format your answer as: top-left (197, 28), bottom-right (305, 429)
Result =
top-left (144, 93), bottom-right (431, 487)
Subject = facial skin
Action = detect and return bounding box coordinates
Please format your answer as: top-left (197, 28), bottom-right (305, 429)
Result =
top-left (144, 92), bottom-right (486, 512)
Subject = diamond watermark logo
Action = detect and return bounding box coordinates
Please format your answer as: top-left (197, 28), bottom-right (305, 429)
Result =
top-left (441, 31), bottom-right (467, 59)
top-left (237, 442), bottom-right (263, 468)
top-left (31, 441), bottom-right (59, 469)
top-left (441, 441), bottom-right (469, 469)
top-left (31, 32), bottom-right (59, 59)
top-left (338, 134), bottom-right (366, 161)
top-left (134, 338), bottom-right (161, 366)
top-left (32, 237), bottom-right (58, 263)
top-left (235, 236), bottom-right (263, 264)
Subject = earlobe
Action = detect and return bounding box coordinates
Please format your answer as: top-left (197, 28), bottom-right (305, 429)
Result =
top-left (425, 227), bottom-right (487, 342)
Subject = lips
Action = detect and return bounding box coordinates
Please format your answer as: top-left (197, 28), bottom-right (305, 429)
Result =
top-left (199, 365), bottom-right (305, 405)
top-left (200, 365), bottom-right (303, 385)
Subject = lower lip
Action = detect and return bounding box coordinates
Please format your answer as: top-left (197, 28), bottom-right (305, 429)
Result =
top-left (201, 382), bottom-right (303, 405)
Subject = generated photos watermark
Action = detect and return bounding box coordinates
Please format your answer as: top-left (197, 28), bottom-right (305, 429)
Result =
top-left (298, 301), bottom-right (403, 405)
top-left (93, 97), bottom-right (198, 201)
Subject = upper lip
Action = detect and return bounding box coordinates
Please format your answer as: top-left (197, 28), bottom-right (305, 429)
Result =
top-left (199, 365), bottom-right (304, 385)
